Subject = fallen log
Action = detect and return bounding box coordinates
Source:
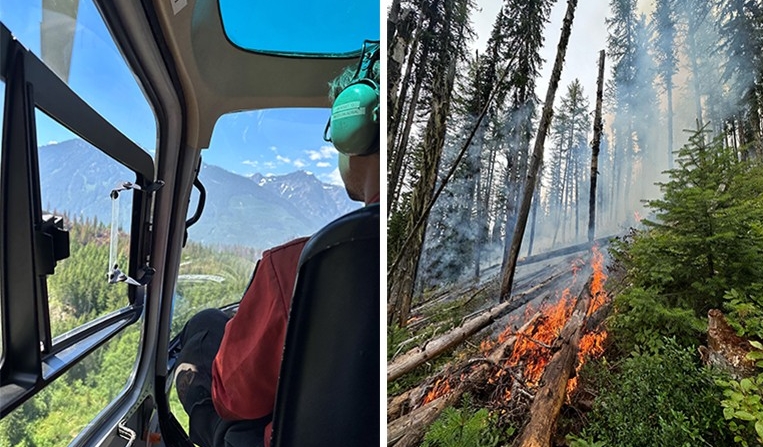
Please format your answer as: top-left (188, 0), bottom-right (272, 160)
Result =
top-left (388, 274), bottom-right (560, 382)
top-left (387, 365), bottom-right (453, 420)
top-left (516, 274), bottom-right (593, 447)
top-left (388, 387), bottom-right (465, 447)
top-left (388, 313), bottom-right (542, 447)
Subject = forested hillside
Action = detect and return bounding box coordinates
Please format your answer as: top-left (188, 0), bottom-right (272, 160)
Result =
top-left (0, 218), bottom-right (253, 447)
top-left (387, 0), bottom-right (763, 445)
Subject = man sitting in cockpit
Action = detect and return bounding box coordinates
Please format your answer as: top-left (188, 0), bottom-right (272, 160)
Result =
top-left (174, 43), bottom-right (380, 447)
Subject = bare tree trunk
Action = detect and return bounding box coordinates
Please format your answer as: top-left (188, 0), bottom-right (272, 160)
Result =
top-left (389, 64), bottom-right (425, 210)
top-left (666, 81), bottom-right (674, 168)
top-left (389, 15), bottom-right (428, 211)
top-left (588, 50), bottom-right (605, 242)
top-left (499, 0), bottom-right (579, 301)
top-left (527, 170), bottom-right (542, 256)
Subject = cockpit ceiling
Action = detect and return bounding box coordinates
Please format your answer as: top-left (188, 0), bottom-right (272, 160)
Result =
top-left (151, 0), bottom-right (377, 148)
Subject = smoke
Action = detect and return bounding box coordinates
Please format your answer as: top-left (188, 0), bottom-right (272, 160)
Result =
top-left (408, 0), bottom-right (761, 295)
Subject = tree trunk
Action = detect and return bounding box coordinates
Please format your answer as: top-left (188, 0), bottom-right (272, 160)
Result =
top-left (388, 0), bottom-right (463, 327)
top-left (515, 275), bottom-right (593, 447)
top-left (388, 273), bottom-right (559, 382)
top-left (499, 0), bottom-right (579, 302)
top-left (389, 63), bottom-right (425, 210)
top-left (666, 80), bottom-right (674, 168)
top-left (527, 170), bottom-right (542, 256)
top-left (588, 50), bottom-right (605, 242)
top-left (389, 15), bottom-right (427, 211)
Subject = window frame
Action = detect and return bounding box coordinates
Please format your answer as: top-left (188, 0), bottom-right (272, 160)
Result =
top-left (0, 22), bottom-right (156, 418)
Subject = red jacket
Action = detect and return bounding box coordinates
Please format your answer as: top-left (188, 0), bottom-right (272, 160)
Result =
top-left (211, 237), bottom-right (309, 445)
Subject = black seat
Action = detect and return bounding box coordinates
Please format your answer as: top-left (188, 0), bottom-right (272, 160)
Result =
top-left (270, 204), bottom-right (380, 447)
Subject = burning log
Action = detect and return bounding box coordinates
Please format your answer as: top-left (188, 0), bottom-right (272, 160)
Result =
top-left (387, 313), bottom-right (542, 447)
top-left (388, 366), bottom-right (454, 420)
top-left (516, 275), bottom-right (594, 447)
top-left (388, 274), bottom-right (560, 382)
top-left (388, 247), bottom-right (610, 447)
top-left (388, 388), bottom-right (464, 447)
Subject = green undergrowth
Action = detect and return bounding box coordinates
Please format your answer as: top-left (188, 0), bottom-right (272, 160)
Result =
top-left (422, 394), bottom-right (515, 447)
top-left (570, 338), bottom-right (734, 446)
top-left (564, 133), bottom-right (763, 446)
top-left (387, 283), bottom-right (495, 395)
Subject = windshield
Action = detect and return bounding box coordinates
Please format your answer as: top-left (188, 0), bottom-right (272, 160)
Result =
top-left (218, 0), bottom-right (379, 55)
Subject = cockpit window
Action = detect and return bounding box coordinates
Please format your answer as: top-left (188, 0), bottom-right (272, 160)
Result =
top-left (218, 0), bottom-right (379, 56)
top-left (0, 0), bottom-right (157, 153)
top-left (170, 108), bottom-right (360, 338)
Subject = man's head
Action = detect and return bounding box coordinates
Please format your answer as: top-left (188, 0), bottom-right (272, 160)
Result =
top-left (326, 42), bottom-right (380, 204)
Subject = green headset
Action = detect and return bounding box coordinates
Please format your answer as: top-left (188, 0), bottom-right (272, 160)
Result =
top-left (324, 40), bottom-right (380, 156)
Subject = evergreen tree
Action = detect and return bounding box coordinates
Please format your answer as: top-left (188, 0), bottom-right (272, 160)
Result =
top-left (606, 0), bottom-right (638, 223)
top-left (714, 0), bottom-right (763, 155)
top-left (611, 130), bottom-right (763, 347)
top-left (497, 0), bottom-right (554, 270)
top-left (388, 0), bottom-right (474, 326)
top-left (548, 79), bottom-right (591, 246)
top-left (651, 0), bottom-right (678, 167)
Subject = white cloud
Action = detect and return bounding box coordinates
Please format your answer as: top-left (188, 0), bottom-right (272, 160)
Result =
top-left (276, 155), bottom-right (291, 164)
top-left (293, 159), bottom-right (307, 168)
top-left (316, 162), bottom-right (331, 168)
top-left (269, 146), bottom-right (278, 152)
top-left (47, 140), bottom-right (58, 145)
top-left (320, 167), bottom-right (344, 186)
top-left (263, 161), bottom-right (276, 169)
top-left (242, 160), bottom-right (259, 167)
top-left (306, 145), bottom-right (336, 161)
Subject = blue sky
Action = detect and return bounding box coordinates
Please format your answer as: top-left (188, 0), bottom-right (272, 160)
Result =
top-left (205, 108), bottom-right (345, 185)
top-left (0, 0), bottom-right (365, 185)
top-left (220, 0), bottom-right (379, 55)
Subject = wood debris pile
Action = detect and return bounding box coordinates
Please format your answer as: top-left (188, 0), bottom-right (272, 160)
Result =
top-left (387, 247), bottom-right (611, 447)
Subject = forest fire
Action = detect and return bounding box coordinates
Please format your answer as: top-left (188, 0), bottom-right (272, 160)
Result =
top-left (488, 246), bottom-right (609, 400)
top-left (505, 290), bottom-right (573, 387)
top-left (391, 247), bottom-right (613, 446)
top-left (422, 377), bottom-right (452, 404)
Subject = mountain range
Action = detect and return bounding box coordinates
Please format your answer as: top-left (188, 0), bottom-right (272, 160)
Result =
top-left (38, 139), bottom-right (360, 249)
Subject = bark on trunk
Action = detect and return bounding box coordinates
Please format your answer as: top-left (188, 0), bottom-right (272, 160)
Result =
top-left (588, 50), bottom-right (605, 243)
top-left (388, 24), bottom-right (459, 326)
top-left (499, 0), bottom-right (579, 301)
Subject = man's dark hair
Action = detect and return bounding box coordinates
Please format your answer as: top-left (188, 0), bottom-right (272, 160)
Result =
top-left (328, 57), bottom-right (380, 103)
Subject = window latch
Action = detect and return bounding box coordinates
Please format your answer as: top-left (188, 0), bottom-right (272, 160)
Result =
top-left (35, 214), bottom-right (70, 275)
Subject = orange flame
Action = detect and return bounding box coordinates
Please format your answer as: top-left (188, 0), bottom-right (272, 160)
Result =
top-left (568, 245), bottom-right (609, 396)
top-left (420, 246), bottom-right (612, 408)
top-left (422, 378), bottom-right (452, 404)
top-left (504, 290), bottom-right (573, 387)
top-left (587, 246), bottom-right (607, 318)
top-left (489, 246), bottom-right (610, 402)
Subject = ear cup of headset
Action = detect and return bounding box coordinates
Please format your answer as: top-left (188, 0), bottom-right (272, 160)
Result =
top-left (329, 78), bottom-right (379, 156)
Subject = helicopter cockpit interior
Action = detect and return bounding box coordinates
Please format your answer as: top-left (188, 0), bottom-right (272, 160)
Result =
top-left (0, 0), bottom-right (380, 446)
